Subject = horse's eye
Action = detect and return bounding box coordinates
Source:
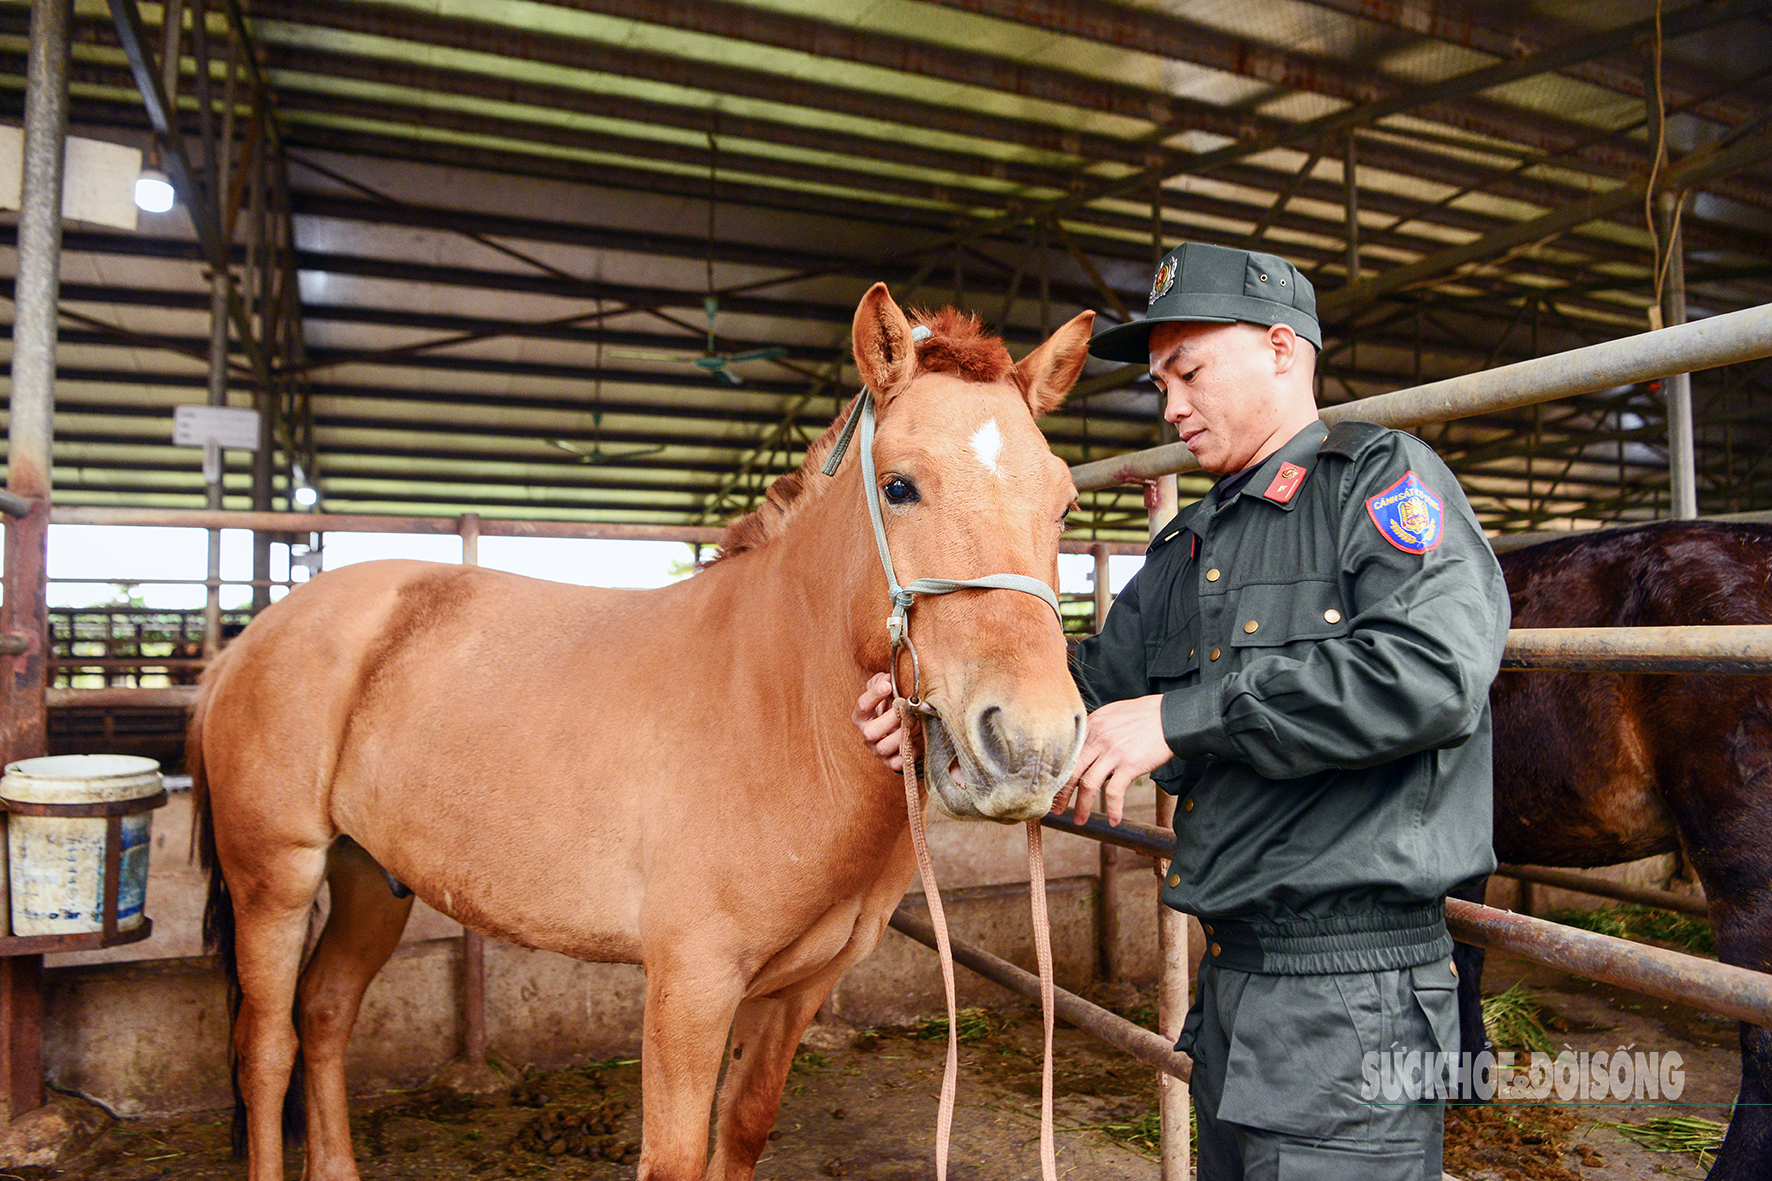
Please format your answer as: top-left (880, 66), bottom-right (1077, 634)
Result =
top-left (882, 477), bottom-right (919, 505)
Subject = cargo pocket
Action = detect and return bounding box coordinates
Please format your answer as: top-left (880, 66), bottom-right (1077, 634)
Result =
top-left (1409, 960), bottom-right (1461, 1090)
top-left (1216, 974), bottom-right (1379, 1140)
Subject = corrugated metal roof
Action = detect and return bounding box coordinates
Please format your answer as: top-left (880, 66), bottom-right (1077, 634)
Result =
top-left (3, 0), bottom-right (1770, 535)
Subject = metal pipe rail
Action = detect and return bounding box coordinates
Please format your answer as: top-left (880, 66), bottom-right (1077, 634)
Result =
top-left (1502, 625), bottom-right (1772, 674)
top-left (887, 908), bottom-right (1192, 1083)
top-left (1493, 864), bottom-right (1709, 919)
top-left (1039, 814), bottom-right (1772, 1030)
top-left (1071, 302), bottom-right (1772, 491)
top-left (44, 506), bottom-right (1154, 556)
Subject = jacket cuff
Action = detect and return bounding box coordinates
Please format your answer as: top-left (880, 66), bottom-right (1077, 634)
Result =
top-left (1161, 685), bottom-right (1234, 760)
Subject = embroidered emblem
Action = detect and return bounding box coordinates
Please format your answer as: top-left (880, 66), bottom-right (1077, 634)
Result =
top-left (1365, 471), bottom-right (1444, 553)
top-left (1149, 255), bottom-right (1178, 305)
top-left (1263, 462), bottom-right (1307, 504)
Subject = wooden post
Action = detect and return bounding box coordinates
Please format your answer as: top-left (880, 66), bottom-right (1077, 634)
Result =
top-left (1090, 543), bottom-right (1122, 982)
top-left (457, 513), bottom-right (487, 1067)
top-left (1146, 476), bottom-right (1190, 1181)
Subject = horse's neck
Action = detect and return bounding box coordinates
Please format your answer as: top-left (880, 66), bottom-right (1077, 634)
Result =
top-left (692, 476), bottom-right (891, 772)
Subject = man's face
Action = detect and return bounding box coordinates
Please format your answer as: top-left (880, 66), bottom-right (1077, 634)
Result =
top-left (1147, 320), bottom-right (1297, 475)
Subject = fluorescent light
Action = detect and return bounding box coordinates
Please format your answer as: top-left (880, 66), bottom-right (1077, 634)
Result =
top-left (134, 168), bottom-right (174, 213)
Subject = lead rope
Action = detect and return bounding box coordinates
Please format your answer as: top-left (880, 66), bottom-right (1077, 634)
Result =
top-left (1027, 819), bottom-right (1057, 1181)
top-left (897, 699), bottom-right (960, 1181)
top-left (897, 698), bottom-right (1060, 1181)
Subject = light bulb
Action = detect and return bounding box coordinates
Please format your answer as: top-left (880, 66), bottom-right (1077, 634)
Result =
top-left (134, 168), bottom-right (174, 213)
top-left (292, 485), bottom-right (318, 508)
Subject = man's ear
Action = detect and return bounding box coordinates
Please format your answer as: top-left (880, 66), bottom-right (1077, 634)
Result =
top-left (1269, 323), bottom-right (1303, 376)
top-left (1014, 309), bottom-right (1096, 417)
top-left (851, 283), bottom-right (917, 401)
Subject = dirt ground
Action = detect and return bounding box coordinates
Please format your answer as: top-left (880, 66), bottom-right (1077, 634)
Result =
top-left (19, 967), bottom-right (1741, 1181)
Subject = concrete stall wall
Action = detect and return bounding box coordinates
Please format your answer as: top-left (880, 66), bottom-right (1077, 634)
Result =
top-left (40, 784), bottom-right (1169, 1116)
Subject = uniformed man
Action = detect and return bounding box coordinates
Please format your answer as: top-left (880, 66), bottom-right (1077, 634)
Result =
top-left (854, 241), bottom-right (1510, 1180)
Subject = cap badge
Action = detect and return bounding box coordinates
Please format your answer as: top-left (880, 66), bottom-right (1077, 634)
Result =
top-left (1149, 255), bottom-right (1178, 305)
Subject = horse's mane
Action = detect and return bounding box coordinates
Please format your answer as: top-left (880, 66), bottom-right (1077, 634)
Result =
top-left (708, 308), bottom-right (1017, 565)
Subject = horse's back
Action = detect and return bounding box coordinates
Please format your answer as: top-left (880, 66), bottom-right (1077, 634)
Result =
top-left (195, 559), bottom-right (670, 954)
top-left (1492, 521), bottom-right (1772, 867)
top-left (1501, 520), bottom-right (1772, 627)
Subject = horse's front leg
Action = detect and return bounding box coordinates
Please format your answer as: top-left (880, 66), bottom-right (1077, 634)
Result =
top-left (638, 946), bottom-right (746, 1181)
top-left (707, 985), bottom-right (832, 1181)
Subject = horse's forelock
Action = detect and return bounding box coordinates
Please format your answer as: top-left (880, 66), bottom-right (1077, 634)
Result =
top-left (906, 307), bottom-right (1018, 390)
top-left (709, 307), bottom-right (1023, 567)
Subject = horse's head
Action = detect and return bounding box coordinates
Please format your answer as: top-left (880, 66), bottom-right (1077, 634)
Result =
top-left (850, 283), bottom-right (1092, 822)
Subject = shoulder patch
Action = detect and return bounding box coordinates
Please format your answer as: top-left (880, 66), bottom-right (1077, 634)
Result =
top-left (1365, 471), bottom-right (1444, 553)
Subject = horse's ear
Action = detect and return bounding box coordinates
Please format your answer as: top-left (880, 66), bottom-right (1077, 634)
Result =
top-left (852, 282), bottom-right (918, 401)
top-left (1014, 310), bottom-right (1096, 417)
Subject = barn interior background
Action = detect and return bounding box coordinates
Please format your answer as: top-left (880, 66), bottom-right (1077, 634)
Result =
top-left (3, 0), bottom-right (1770, 542)
top-left (0, 0), bottom-right (1770, 1153)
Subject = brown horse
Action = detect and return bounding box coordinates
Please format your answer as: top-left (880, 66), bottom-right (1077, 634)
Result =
top-left (1454, 521), bottom-right (1772, 1179)
top-left (189, 284), bottom-right (1094, 1181)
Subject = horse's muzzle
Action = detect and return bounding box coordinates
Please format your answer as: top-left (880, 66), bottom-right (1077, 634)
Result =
top-left (923, 705), bottom-right (1085, 823)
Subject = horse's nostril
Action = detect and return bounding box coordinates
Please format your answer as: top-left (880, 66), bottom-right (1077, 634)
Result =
top-left (975, 705), bottom-right (1015, 774)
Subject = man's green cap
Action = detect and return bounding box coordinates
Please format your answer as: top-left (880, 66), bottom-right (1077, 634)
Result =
top-left (1088, 242), bottom-right (1322, 361)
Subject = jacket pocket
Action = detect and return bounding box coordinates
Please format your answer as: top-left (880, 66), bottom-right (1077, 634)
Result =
top-left (1146, 614), bottom-right (1201, 678)
top-left (1228, 580), bottom-right (1350, 649)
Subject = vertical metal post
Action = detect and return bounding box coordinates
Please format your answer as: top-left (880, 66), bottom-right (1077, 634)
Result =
top-left (1343, 134), bottom-right (1360, 284)
top-left (1, 0), bottom-right (73, 1118)
top-left (1089, 543), bottom-right (1121, 983)
top-left (1147, 476), bottom-right (1189, 1181)
top-left (203, 269), bottom-right (228, 656)
top-left (1656, 192), bottom-right (1697, 519)
top-left (457, 512), bottom-right (488, 1067)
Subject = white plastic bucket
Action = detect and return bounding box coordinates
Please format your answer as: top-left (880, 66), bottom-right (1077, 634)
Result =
top-left (2, 754), bottom-right (162, 937)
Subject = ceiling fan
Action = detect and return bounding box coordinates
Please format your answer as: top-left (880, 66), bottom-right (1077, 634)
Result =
top-left (545, 431), bottom-right (666, 466)
top-left (609, 125), bottom-right (788, 386)
top-left (611, 296), bottom-right (786, 386)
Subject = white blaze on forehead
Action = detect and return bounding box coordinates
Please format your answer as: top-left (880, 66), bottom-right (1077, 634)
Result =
top-left (969, 418), bottom-right (1005, 478)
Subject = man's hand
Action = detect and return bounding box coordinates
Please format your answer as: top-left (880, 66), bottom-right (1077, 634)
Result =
top-left (852, 672), bottom-right (904, 772)
top-left (1053, 694), bottom-right (1173, 826)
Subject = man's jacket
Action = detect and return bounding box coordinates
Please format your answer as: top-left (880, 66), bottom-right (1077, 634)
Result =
top-left (1073, 419), bottom-right (1510, 975)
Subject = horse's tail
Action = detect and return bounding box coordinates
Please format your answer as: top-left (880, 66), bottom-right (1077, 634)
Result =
top-left (190, 650), bottom-right (306, 1158)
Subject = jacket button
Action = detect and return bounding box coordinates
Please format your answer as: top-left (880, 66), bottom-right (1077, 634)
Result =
top-left (1324, 608), bottom-right (1342, 624)
top-left (1211, 942), bottom-right (1222, 957)
top-left (1209, 647), bottom-right (1221, 661)
top-left (1243, 619), bottom-right (1259, 634)
top-left (1203, 923), bottom-right (1214, 936)
top-left (1183, 798), bottom-right (1195, 812)
top-left (1205, 568), bottom-right (1221, 582)
top-left (1188, 648), bottom-right (1195, 659)
top-left (1449, 960), bottom-right (1459, 978)
top-left (1167, 873), bottom-right (1180, 888)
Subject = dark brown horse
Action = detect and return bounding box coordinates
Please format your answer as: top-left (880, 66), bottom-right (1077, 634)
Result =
top-left (1454, 520), bottom-right (1772, 1179)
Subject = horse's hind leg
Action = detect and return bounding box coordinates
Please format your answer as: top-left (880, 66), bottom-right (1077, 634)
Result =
top-left (227, 841), bottom-right (331, 1181)
top-left (299, 839), bottom-right (415, 1181)
top-left (707, 985), bottom-right (830, 1181)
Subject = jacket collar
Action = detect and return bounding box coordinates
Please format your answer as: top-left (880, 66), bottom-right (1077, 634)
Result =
top-left (1219, 420), bottom-right (1328, 514)
top-left (1148, 420), bottom-right (1328, 548)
